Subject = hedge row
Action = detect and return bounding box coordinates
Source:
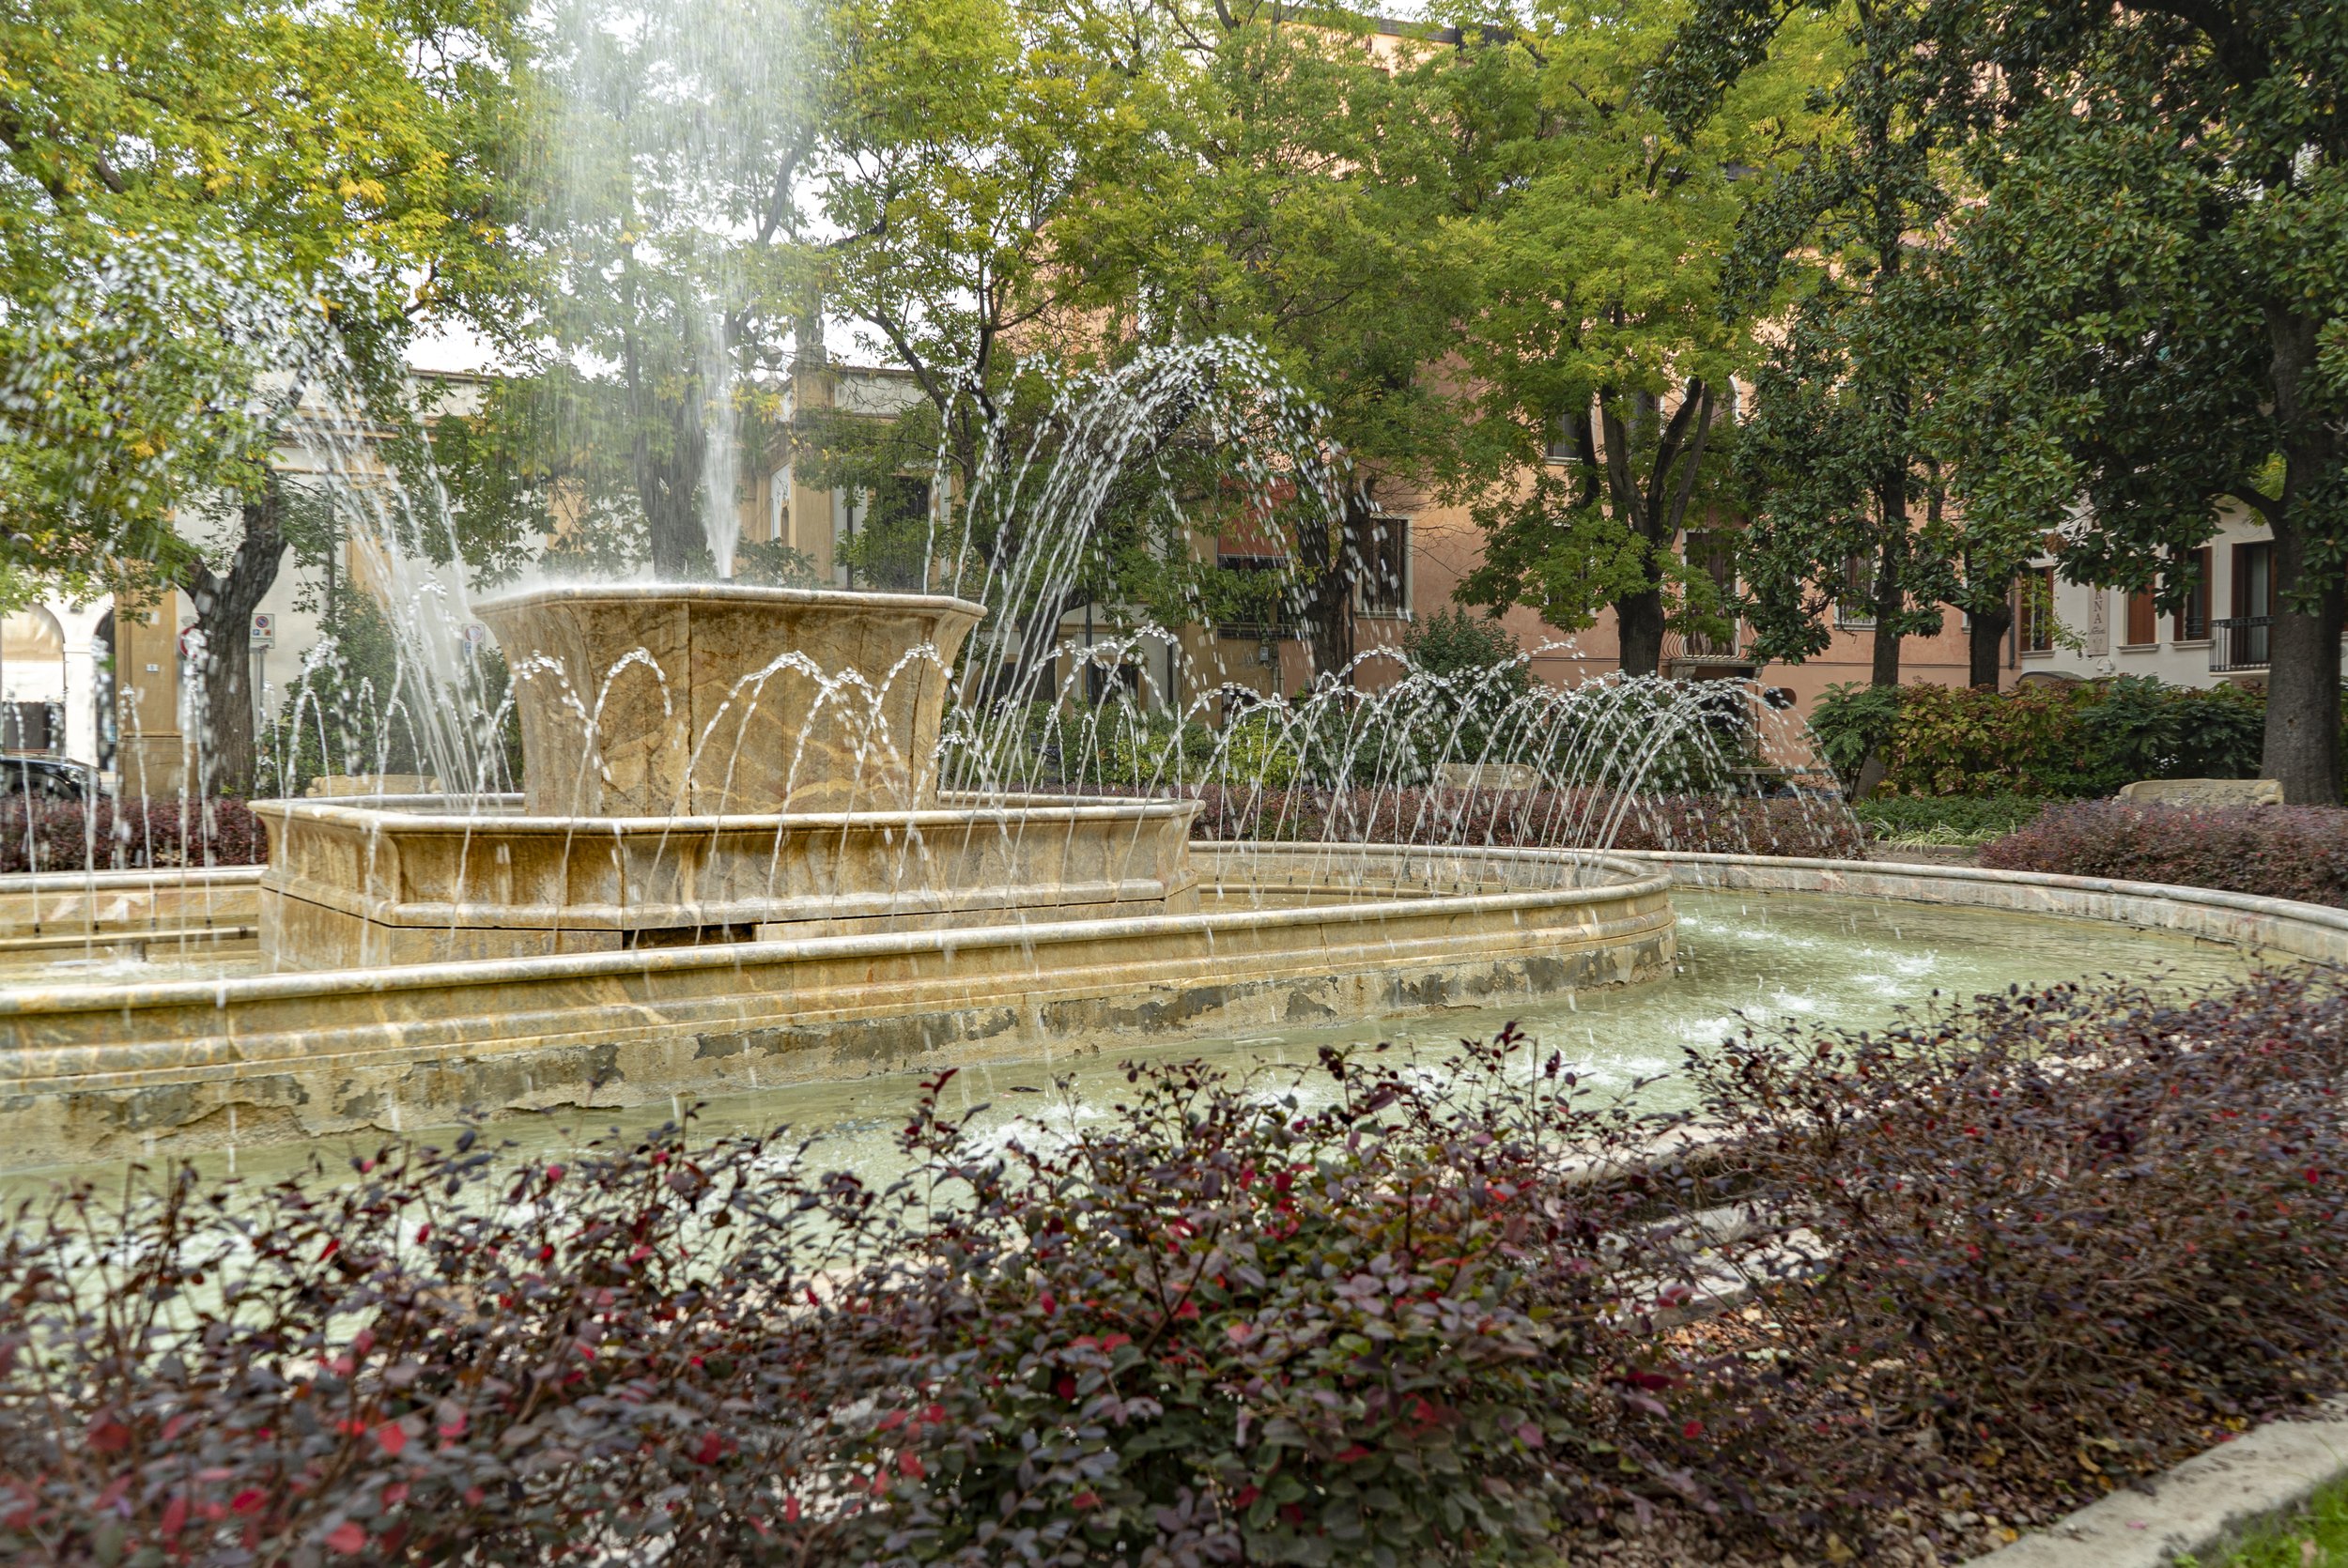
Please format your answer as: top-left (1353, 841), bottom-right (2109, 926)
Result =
top-left (1810, 676), bottom-right (2264, 797)
top-left (0, 798), bottom-right (269, 875)
top-left (4, 969), bottom-right (2342, 1564)
top-left (1981, 799), bottom-right (2348, 906)
top-left (1186, 785), bottom-right (1868, 858)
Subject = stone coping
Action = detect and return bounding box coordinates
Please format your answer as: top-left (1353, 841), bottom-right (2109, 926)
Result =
top-left (1611, 851), bottom-right (2348, 965)
top-left (471, 581), bottom-right (987, 617)
top-left (0, 847), bottom-right (1666, 1017)
top-left (0, 865), bottom-right (267, 894)
top-left (8, 848), bottom-right (2343, 962)
top-left (252, 792), bottom-right (1203, 835)
top-left (1961, 1399), bottom-right (2348, 1567)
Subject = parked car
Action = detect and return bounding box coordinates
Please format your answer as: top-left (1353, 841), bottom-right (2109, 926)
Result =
top-left (0, 754), bottom-right (100, 800)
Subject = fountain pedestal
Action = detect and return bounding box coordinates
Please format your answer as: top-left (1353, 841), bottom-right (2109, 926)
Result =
top-left (254, 585), bottom-right (1201, 968)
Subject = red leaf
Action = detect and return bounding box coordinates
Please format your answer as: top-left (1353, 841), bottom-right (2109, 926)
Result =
top-left (695, 1432), bottom-right (724, 1466)
top-left (85, 1420), bottom-right (129, 1454)
top-left (1682, 1419), bottom-right (1705, 1438)
top-left (1071, 1489), bottom-right (1101, 1510)
top-left (230, 1489), bottom-right (266, 1515)
top-left (375, 1422), bottom-right (408, 1457)
top-left (898, 1450), bottom-right (925, 1480)
top-left (161, 1493), bottom-right (188, 1537)
top-left (326, 1521), bottom-right (367, 1554)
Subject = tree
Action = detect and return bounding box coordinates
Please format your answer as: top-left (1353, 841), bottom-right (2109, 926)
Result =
top-left (1660, 0), bottom-right (2031, 736)
top-left (1914, 0), bottom-right (2348, 800)
top-left (1437, 0), bottom-right (1832, 675)
top-left (1103, 4), bottom-right (1471, 684)
top-left (0, 0), bottom-right (522, 793)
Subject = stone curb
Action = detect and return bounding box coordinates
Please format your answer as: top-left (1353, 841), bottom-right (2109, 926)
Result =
top-left (1961, 1402), bottom-right (2348, 1567)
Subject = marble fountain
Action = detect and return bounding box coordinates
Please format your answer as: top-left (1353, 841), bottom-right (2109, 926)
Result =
top-left (0, 584), bottom-right (1676, 1169)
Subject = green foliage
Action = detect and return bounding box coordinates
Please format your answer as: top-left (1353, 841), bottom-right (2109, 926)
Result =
top-left (1806, 681), bottom-right (1903, 791)
top-left (1923, 0), bottom-right (2346, 795)
top-left (0, 0), bottom-right (521, 589)
top-left (730, 539), bottom-right (824, 588)
top-left (1434, 0), bottom-right (1834, 664)
top-left (1401, 607), bottom-right (1529, 761)
top-left (1816, 677), bottom-right (2268, 800)
top-left (2205, 1473), bottom-right (2348, 1566)
top-left (1848, 792), bottom-right (2051, 846)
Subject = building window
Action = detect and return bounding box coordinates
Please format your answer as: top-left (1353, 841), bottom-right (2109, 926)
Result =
top-left (1352, 515), bottom-right (1410, 618)
top-left (1835, 553), bottom-right (1877, 630)
top-left (2124, 589), bottom-right (2158, 647)
top-left (2234, 541), bottom-right (2273, 619)
top-left (1544, 411), bottom-right (1582, 464)
top-left (2017, 566), bottom-right (2057, 653)
top-left (2172, 546), bottom-right (2212, 641)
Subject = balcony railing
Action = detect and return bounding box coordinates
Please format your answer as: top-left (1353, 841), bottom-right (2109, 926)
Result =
top-left (2211, 615), bottom-right (2272, 673)
top-left (1661, 626), bottom-right (1753, 669)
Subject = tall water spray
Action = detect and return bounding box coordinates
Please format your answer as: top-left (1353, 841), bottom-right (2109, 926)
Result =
top-left (700, 307), bottom-right (741, 578)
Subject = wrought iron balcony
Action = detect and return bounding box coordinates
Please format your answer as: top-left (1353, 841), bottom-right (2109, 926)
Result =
top-left (1661, 626), bottom-right (1753, 670)
top-left (2210, 615), bottom-right (2272, 673)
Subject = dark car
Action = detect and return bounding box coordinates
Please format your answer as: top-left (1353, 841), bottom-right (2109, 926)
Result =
top-left (0, 754), bottom-right (100, 800)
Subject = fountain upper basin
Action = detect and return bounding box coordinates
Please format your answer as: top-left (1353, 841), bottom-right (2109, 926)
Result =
top-left (474, 582), bottom-right (984, 817)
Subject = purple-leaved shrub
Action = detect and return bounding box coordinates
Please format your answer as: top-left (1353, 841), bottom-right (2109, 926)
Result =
top-left (1980, 799), bottom-right (2348, 906)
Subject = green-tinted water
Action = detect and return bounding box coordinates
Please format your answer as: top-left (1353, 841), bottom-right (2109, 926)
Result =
top-left (7, 889), bottom-right (2274, 1193)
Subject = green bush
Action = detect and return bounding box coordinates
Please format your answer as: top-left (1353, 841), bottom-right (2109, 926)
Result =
top-left (1812, 676), bottom-right (2265, 799)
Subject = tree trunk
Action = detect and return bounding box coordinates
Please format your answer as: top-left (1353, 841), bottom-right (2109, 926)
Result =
top-left (1868, 542), bottom-right (1904, 687)
top-left (1293, 502), bottom-right (1355, 688)
top-left (2260, 308), bottom-right (2343, 804)
top-left (181, 476), bottom-right (286, 798)
top-left (1614, 583), bottom-right (1665, 678)
top-left (1853, 542), bottom-right (1905, 799)
top-left (1968, 600), bottom-right (2011, 689)
top-left (2262, 517), bottom-right (2342, 803)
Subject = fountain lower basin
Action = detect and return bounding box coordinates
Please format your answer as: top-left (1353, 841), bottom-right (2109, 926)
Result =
top-left (0, 842), bottom-right (1674, 1168)
top-left (0, 584), bottom-right (1680, 1166)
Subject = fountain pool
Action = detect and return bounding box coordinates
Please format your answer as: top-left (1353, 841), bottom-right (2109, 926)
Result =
top-left (0, 883), bottom-right (2276, 1190)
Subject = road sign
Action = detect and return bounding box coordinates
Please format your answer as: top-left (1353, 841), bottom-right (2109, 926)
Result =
top-left (250, 612), bottom-right (275, 648)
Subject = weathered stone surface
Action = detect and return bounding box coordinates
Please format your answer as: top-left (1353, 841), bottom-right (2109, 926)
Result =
top-left (475, 584), bottom-right (983, 816)
top-left (0, 845), bottom-right (1676, 1170)
top-left (1962, 1398), bottom-right (2348, 1568)
top-left (1433, 761), bottom-right (1544, 792)
top-left (250, 792), bottom-right (1202, 968)
top-left (2115, 776), bottom-right (2284, 807)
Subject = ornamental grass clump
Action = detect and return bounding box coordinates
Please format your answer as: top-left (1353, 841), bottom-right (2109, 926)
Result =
top-left (1979, 799), bottom-right (2348, 906)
